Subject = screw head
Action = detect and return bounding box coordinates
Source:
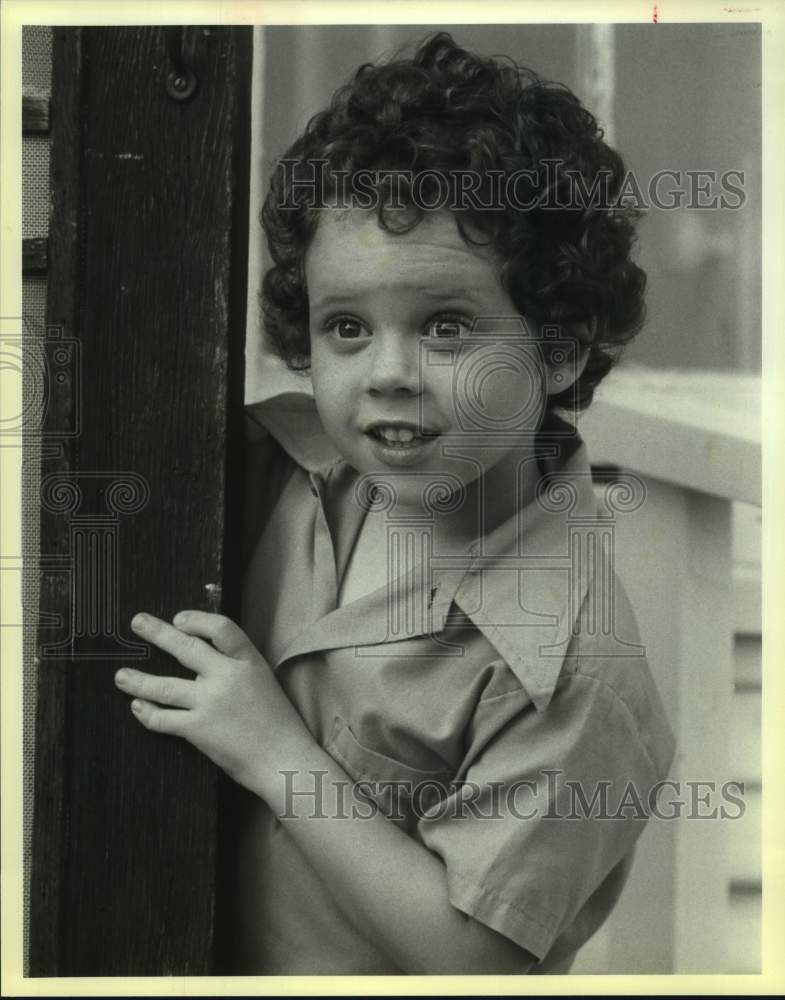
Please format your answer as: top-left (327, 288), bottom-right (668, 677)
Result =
top-left (165, 69), bottom-right (197, 101)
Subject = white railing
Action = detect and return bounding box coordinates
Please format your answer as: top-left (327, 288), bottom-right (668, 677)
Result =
top-left (573, 363), bottom-right (761, 973)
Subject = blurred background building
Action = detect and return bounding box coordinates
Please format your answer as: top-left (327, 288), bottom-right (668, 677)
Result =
top-left (246, 23), bottom-right (761, 394)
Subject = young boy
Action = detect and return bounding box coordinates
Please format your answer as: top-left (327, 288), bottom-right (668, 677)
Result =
top-left (114, 33), bottom-right (675, 974)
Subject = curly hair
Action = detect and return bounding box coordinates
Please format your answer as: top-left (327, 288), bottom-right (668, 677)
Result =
top-left (260, 31), bottom-right (646, 413)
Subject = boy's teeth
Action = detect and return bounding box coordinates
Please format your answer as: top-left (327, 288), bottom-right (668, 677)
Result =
top-left (378, 426), bottom-right (416, 443)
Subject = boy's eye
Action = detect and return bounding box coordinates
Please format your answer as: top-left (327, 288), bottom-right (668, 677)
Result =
top-left (326, 316), bottom-right (370, 339)
top-left (425, 314), bottom-right (472, 338)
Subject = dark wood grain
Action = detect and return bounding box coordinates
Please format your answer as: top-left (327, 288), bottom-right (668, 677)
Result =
top-left (29, 25), bottom-right (251, 976)
top-left (23, 93), bottom-right (51, 133)
top-left (22, 237), bottom-right (48, 275)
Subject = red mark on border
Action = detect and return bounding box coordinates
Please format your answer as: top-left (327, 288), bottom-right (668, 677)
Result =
top-left (652, 4), bottom-right (659, 22)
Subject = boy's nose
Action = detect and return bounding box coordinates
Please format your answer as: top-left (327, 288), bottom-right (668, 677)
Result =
top-left (366, 333), bottom-right (421, 396)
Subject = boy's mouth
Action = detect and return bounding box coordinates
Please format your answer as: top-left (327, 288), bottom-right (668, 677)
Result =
top-left (364, 421), bottom-right (440, 448)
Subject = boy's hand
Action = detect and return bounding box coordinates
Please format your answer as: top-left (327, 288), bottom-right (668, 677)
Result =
top-left (114, 611), bottom-right (311, 794)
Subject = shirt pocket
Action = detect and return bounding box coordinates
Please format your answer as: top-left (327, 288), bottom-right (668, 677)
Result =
top-left (324, 714), bottom-right (454, 830)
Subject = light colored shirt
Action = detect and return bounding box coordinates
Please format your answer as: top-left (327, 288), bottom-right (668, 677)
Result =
top-left (229, 392), bottom-right (676, 974)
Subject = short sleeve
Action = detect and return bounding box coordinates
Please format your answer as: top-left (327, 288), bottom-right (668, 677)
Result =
top-left (414, 656), bottom-right (675, 962)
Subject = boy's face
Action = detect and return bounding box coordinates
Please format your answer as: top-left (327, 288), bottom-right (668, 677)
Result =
top-left (305, 208), bottom-right (549, 508)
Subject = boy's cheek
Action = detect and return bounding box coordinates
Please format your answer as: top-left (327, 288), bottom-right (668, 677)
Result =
top-left (454, 351), bottom-right (544, 424)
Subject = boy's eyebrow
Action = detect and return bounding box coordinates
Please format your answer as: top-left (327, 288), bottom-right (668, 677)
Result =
top-left (419, 287), bottom-right (484, 303)
top-left (311, 287), bottom-right (484, 309)
top-left (309, 293), bottom-right (358, 308)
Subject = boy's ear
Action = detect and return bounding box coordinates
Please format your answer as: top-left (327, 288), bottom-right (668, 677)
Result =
top-left (544, 321), bottom-right (592, 395)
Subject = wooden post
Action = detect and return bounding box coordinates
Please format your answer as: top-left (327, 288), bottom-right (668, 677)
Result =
top-left (29, 26), bottom-right (251, 976)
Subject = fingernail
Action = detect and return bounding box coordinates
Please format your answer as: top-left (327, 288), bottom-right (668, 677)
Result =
top-left (131, 613), bottom-right (148, 630)
top-left (173, 611), bottom-right (188, 626)
top-left (131, 699), bottom-right (143, 712)
top-left (115, 669), bottom-right (128, 684)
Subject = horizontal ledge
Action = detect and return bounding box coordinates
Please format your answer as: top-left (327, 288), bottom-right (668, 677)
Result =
top-left (577, 365), bottom-right (761, 506)
top-left (728, 877), bottom-right (762, 898)
top-left (23, 237), bottom-right (48, 275)
top-left (23, 92), bottom-right (50, 134)
top-left (733, 679), bottom-right (762, 694)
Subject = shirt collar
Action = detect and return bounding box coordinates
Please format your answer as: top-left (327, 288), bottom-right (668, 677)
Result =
top-left (244, 392), bottom-right (342, 472)
top-left (450, 433), bottom-right (597, 711)
top-left (245, 394), bottom-right (598, 712)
